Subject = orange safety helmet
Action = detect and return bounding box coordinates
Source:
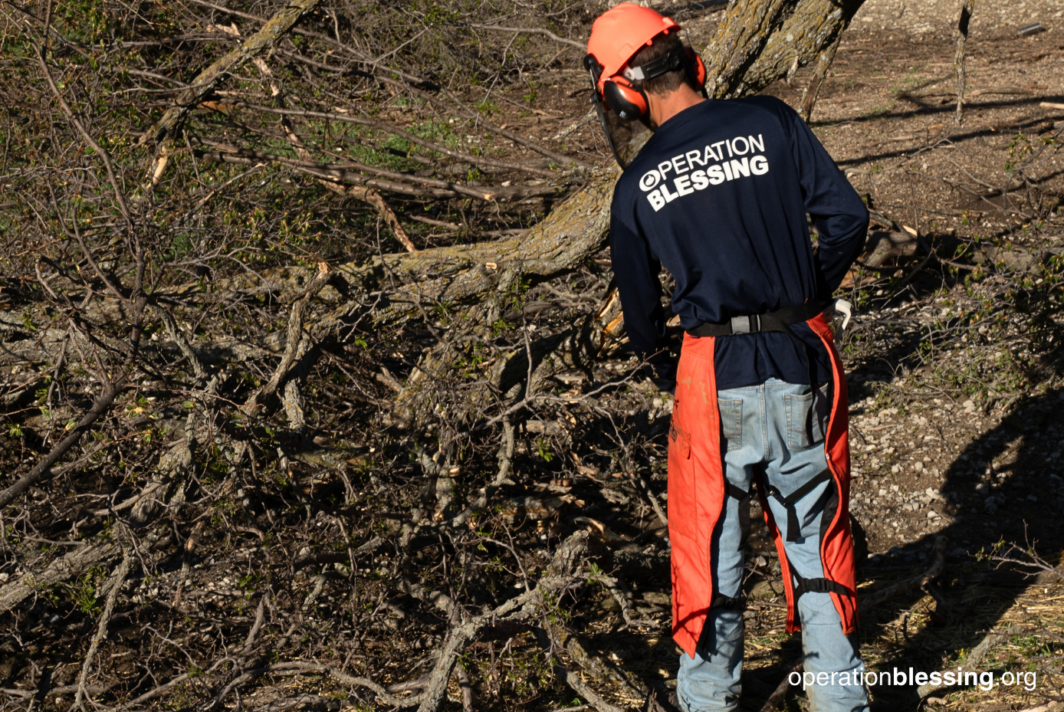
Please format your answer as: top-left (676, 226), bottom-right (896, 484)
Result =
top-left (585, 3), bottom-right (706, 122)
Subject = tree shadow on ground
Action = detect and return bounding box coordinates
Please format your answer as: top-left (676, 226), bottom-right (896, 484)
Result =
top-left (853, 381), bottom-right (1064, 711)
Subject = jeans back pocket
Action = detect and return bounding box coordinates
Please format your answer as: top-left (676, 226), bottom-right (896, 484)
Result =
top-left (784, 387), bottom-right (828, 450)
top-left (718, 398), bottom-right (743, 452)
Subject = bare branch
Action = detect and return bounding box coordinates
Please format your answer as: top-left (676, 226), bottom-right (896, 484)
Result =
top-left (139, 0), bottom-right (324, 146)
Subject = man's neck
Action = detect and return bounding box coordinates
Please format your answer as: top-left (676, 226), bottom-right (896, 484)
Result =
top-left (648, 84), bottom-right (706, 129)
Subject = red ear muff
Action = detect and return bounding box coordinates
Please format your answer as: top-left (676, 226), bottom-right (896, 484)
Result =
top-left (603, 77), bottom-right (648, 122)
top-left (684, 47), bottom-right (706, 90)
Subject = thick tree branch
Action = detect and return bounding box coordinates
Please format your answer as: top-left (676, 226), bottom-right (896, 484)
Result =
top-left (139, 0), bottom-right (324, 146)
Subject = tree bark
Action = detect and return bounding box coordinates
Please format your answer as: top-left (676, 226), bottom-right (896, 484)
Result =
top-left (723, 0), bottom-right (866, 98)
top-left (0, 540), bottom-right (120, 613)
top-left (703, 0), bottom-right (798, 98)
top-left (0, 380), bottom-right (124, 509)
top-left (799, 31), bottom-right (843, 122)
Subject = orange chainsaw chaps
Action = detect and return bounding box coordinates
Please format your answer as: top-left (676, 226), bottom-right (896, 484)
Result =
top-left (668, 313), bottom-right (858, 659)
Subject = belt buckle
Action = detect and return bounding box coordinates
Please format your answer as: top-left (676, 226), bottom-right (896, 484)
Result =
top-left (730, 315), bottom-right (759, 334)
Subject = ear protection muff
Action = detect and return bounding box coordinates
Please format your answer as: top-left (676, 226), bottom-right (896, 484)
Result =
top-left (586, 43), bottom-right (706, 124)
top-left (684, 47), bottom-right (707, 92)
top-left (603, 76), bottom-right (649, 122)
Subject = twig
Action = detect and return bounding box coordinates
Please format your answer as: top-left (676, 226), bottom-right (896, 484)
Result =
top-left (759, 663), bottom-right (801, 712)
top-left (73, 548), bottom-right (133, 711)
top-left (327, 183), bottom-right (417, 252)
top-left (553, 109), bottom-right (595, 141)
top-left (986, 542), bottom-right (1064, 582)
top-left (543, 622), bottom-right (640, 712)
top-left (197, 144), bottom-right (528, 202)
top-left (242, 596), bottom-right (268, 656)
top-left (454, 665), bottom-right (474, 712)
top-left (413, 533), bottom-right (589, 712)
top-left (36, 44), bottom-right (132, 230)
top-left (207, 661), bottom-right (421, 709)
top-left (596, 573), bottom-right (655, 629)
top-left (219, 101), bottom-right (558, 178)
top-left (232, 26), bottom-right (421, 253)
top-left (243, 261), bottom-right (331, 415)
top-left (466, 23), bottom-right (583, 50)
top-left (188, 162), bottom-right (267, 213)
top-left (128, 0), bottom-right (592, 173)
top-left (449, 419), bottom-right (515, 528)
top-left (139, 0), bottom-right (324, 145)
top-left (0, 380), bottom-right (124, 510)
top-left (156, 304), bottom-right (207, 379)
top-left (628, 471), bottom-right (668, 528)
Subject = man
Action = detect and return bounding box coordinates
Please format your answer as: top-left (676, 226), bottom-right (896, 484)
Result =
top-left (585, 5), bottom-right (870, 712)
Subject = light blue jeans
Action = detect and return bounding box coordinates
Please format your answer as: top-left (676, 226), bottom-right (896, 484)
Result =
top-left (676, 379), bottom-right (869, 712)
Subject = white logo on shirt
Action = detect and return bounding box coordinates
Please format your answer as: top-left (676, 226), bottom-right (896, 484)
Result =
top-left (639, 134), bottom-right (770, 212)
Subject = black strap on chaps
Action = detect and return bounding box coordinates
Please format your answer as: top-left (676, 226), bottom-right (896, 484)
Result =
top-left (756, 470), bottom-right (856, 607)
top-left (708, 483), bottom-right (755, 613)
top-left (719, 474), bottom-right (856, 611)
top-left (791, 572), bottom-right (854, 600)
top-left (761, 469), bottom-right (833, 542)
top-left (709, 594), bottom-right (747, 611)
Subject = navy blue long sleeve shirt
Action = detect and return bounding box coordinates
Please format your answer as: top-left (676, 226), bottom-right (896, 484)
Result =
top-left (609, 96), bottom-right (868, 390)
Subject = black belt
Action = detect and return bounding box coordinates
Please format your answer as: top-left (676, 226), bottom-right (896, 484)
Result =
top-left (685, 302), bottom-right (823, 338)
